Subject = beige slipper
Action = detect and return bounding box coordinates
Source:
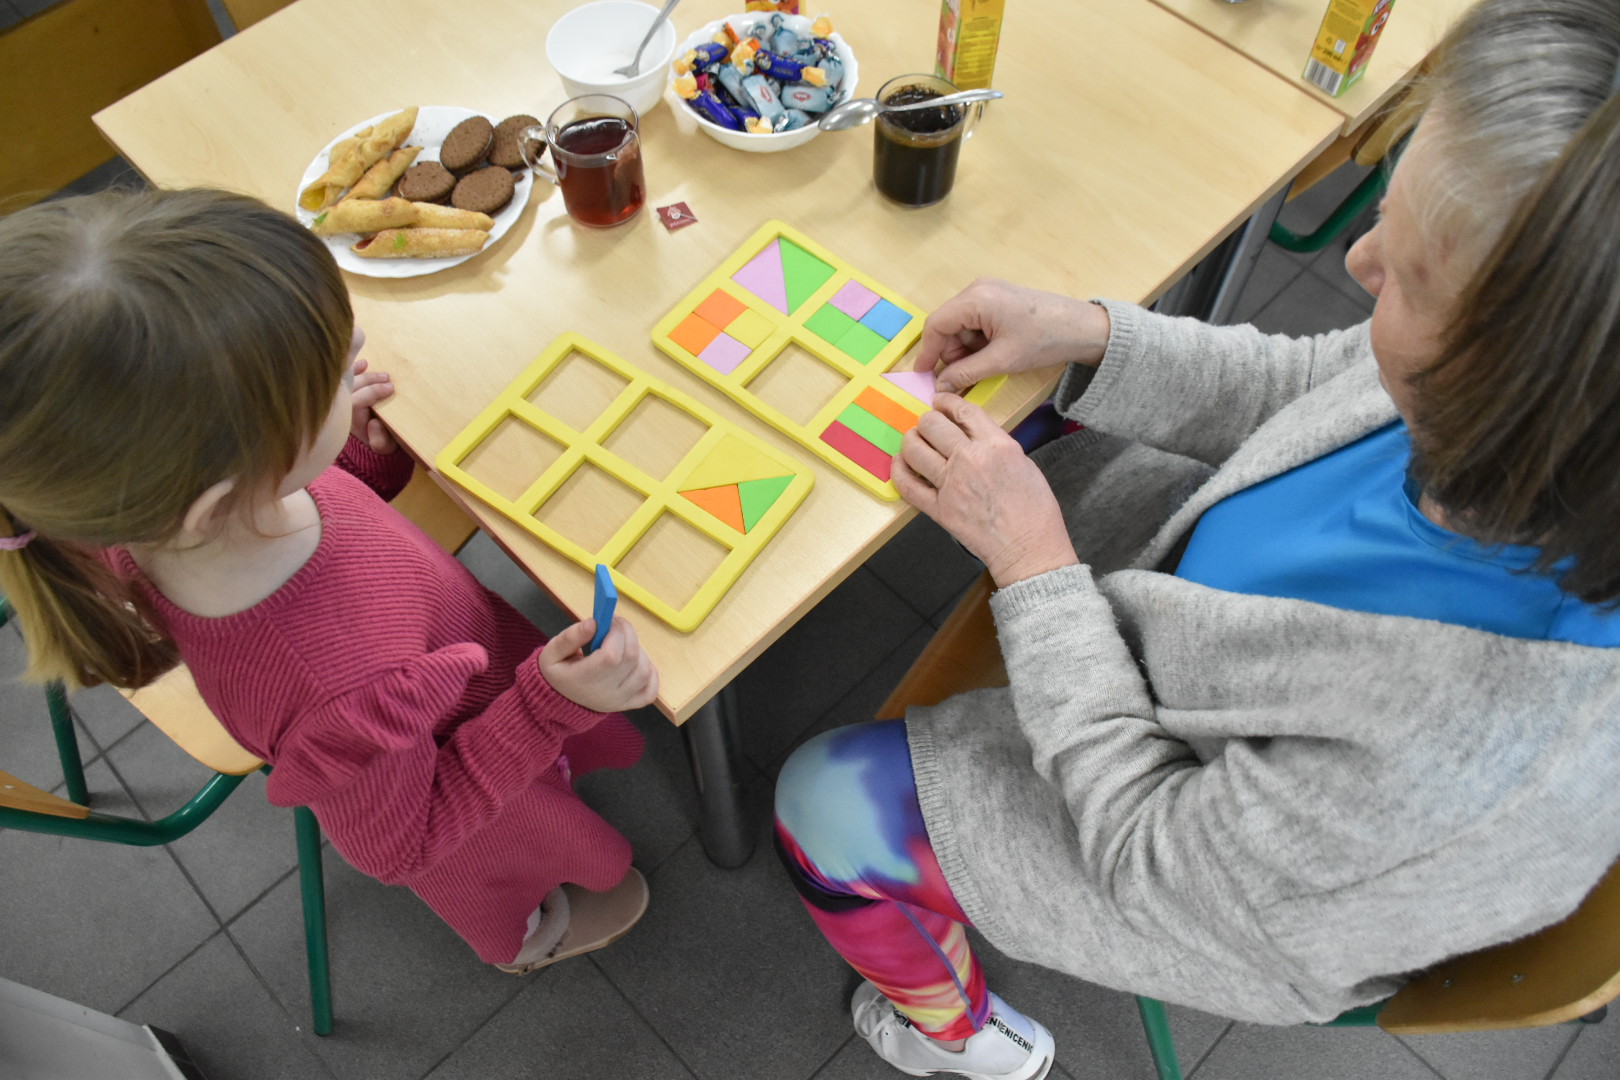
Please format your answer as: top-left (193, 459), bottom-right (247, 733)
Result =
top-left (495, 868), bottom-right (649, 975)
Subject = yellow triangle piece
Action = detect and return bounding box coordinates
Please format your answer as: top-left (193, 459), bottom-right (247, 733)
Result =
top-left (679, 435), bottom-right (792, 490)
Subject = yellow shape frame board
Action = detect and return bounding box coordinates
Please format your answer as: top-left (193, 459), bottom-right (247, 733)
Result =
top-left (435, 334), bottom-right (814, 632)
top-left (652, 221), bottom-right (1005, 501)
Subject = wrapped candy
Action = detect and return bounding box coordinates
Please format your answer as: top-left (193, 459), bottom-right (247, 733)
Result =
top-left (811, 14), bottom-right (834, 37)
top-left (769, 15), bottom-right (803, 56)
top-left (677, 11), bottom-right (848, 135)
top-left (753, 50), bottom-right (807, 80)
top-left (688, 42), bottom-right (730, 70)
top-left (690, 89), bottom-right (745, 130)
top-left (779, 82), bottom-right (835, 113)
top-left (777, 109), bottom-right (812, 131)
top-left (739, 73), bottom-right (787, 123)
top-left (674, 73), bottom-right (700, 99)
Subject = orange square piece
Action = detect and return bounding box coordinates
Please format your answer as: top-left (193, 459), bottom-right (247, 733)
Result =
top-left (855, 387), bottom-right (921, 434)
top-left (693, 289), bottom-right (748, 329)
top-left (669, 312), bottom-right (724, 357)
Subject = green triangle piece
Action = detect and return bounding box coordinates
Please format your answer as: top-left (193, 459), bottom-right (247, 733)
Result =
top-left (738, 474), bottom-right (795, 532)
top-left (779, 239), bottom-right (836, 314)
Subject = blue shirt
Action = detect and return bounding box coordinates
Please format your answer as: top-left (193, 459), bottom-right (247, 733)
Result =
top-left (1174, 421), bottom-right (1619, 646)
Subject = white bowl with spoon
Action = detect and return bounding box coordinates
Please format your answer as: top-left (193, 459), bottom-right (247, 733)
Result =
top-left (546, 0), bottom-right (681, 116)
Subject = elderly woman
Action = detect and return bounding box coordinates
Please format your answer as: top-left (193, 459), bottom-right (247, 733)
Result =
top-left (771, 2), bottom-right (1620, 1077)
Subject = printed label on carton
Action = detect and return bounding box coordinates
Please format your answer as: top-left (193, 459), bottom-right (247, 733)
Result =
top-left (936, 0), bottom-right (1005, 91)
top-left (1303, 0), bottom-right (1395, 98)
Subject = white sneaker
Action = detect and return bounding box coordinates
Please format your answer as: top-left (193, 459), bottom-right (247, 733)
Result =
top-left (851, 981), bottom-right (1056, 1080)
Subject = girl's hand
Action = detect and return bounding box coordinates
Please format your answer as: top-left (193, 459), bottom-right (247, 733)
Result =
top-left (893, 393), bottom-right (1079, 588)
top-left (538, 616), bottom-right (660, 712)
top-left (916, 278), bottom-right (1112, 395)
top-left (347, 329), bottom-right (397, 454)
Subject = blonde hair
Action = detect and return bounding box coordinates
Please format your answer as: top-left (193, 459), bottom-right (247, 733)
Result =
top-left (0, 188), bottom-right (353, 687)
top-left (1395, 0), bottom-right (1620, 605)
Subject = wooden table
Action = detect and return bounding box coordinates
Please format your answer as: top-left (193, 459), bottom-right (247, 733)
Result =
top-left (1149, 0), bottom-right (1478, 135)
top-left (95, 0), bottom-right (1341, 864)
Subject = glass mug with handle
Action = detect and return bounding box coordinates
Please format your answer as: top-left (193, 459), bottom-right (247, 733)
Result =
top-left (522, 94), bottom-right (647, 228)
top-left (871, 74), bottom-right (984, 208)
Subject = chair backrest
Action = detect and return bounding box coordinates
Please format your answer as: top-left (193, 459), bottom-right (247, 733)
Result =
top-left (1378, 859), bottom-right (1620, 1033)
top-left (876, 570), bottom-right (1003, 719)
top-left (0, 0), bottom-right (219, 209)
top-left (218, 0), bottom-right (294, 32)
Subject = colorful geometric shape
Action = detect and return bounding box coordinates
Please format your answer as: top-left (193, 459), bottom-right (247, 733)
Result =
top-left (727, 308), bottom-right (774, 349)
top-left (697, 333), bottom-right (752, 375)
top-left (780, 239), bottom-right (835, 313)
top-left (821, 420), bottom-right (893, 480)
top-left (837, 323), bottom-right (889, 365)
top-left (858, 299), bottom-right (912, 340)
top-left (681, 484), bottom-right (745, 533)
top-left (837, 402), bottom-right (903, 455)
top-left (694, 288), bottom-right (748, 328)
top-left (883, 369), bottom-right (936, 405)
top-left (738, 474), bottom-right (795, 532)
top-left (805, 303), bottom-right (858, 347)
top-left (680, 433), bottom-right (797, 490)
top-left (733, 240), bottom-right (789, 312)
top-left (829, 280), bottom-right (881, 320)
top-left (670, 312), bottom-right (723, 357)
top-left (855, 387), bottom-right (921, 434)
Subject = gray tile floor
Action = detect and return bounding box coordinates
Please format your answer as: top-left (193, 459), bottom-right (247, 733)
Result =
top-left (3, 164), bottom-right (1613, 1080)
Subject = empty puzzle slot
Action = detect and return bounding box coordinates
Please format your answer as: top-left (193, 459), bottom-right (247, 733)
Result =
top-left (457, 416), bottom-right (565, 502)
top-left (616, 512), bottom-right (730, 612)
top-left (601, 394), bottom-right (710, 482)
top-left (745, 343), bottom-right (847, 427)
top-left (525, 350), bottom-right (631, 433)
top-left (531, 462), bottom-right (645, 556)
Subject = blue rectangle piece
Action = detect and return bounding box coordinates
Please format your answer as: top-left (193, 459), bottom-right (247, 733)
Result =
top-left (589, 563), bottom-right (618, 654)
top-left (858, 298), bottom-right (912, 341)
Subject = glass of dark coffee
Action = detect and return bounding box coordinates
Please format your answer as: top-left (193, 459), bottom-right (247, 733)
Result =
top-left (871, 74), bottom-right (981, 208)
top-left (521, 95), bottom-right (646, 228)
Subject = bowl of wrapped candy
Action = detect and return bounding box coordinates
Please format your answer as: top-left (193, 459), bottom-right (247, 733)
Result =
top-left (669, 12), bottom-right (856, 152)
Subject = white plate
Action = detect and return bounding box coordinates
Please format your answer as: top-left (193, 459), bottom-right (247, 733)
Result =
top-left (294, 106), bottom-right (534, 279)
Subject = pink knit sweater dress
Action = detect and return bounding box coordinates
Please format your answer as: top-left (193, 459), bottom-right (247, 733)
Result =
top-left (109, 440), bottom-right (645, 963)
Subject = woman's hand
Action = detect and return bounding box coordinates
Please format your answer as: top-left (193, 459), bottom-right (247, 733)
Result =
top-left (538, 617), bottom-right (660, 712)
top-left (917, 278), bottom-right (1112, 395)
top-left (347, 328), bottom-right (397, 454)
top-left (894, 393), bottom-right (1078, 588)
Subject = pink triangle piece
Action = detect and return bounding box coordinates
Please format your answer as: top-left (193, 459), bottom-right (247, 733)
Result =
top-left (731, 240), bottom-right (790, 313)
top-left (883, 369), bottom-right (937, 406)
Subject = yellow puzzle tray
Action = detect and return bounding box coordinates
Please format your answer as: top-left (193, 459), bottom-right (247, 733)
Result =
top-left (652, 220), bottom-right (1004, 501)
top-left (435, 333), bottom-right (814, 632)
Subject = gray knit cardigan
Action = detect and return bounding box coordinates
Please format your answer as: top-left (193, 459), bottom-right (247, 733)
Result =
top-left (906, 300), bottom-right (1620, 1024)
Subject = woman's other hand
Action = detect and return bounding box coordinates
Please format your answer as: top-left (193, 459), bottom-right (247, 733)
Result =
top-left (538, 616), bottom-right (661, 712)
top-left (916, 278), bottom-right (1111, 395)
top-left (894, 393), bottom-right (1078, 588)
top-left (347, 328), bottom-right (397, 454)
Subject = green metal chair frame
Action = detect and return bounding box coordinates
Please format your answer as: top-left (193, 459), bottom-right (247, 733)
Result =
top-left (0, 600), bottom-right (336, 1036)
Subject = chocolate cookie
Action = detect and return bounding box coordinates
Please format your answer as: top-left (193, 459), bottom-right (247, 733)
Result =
top-left (439, 115), bottom-right (494, 175)
top-left (490, 114), bottom-right (544, 169)
top-left (450, 166), bottom-right (516, 215)
top-left (396, 161), bottom-right (456, 204)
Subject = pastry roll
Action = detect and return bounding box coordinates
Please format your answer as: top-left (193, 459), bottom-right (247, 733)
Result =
top-left (408, 203), bottom-right (495, 231)
top-left (344, 146), bottom-right (421, 202)
top-left (351, 228), bottom-right (489, 259)
top-left (325, 125), bottom-right (374, 169)
top-left (299, 107), bottom-right (420, 211)
top-left (311, 197), bottom-right (418, 236)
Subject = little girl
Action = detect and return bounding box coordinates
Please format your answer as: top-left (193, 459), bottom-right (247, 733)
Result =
top-left (0, 188), bottom-right (656, 972)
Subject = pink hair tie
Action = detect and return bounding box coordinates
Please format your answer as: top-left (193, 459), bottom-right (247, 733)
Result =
top-left (0, 531), bottom-right (37, 551)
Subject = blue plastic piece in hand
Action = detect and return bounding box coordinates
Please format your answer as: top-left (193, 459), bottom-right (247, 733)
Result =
top-left (588, 564), bottom-right (618, 655)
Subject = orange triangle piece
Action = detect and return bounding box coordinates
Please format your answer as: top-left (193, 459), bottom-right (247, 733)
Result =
top-left (680, 484), bottom-right (746, 533)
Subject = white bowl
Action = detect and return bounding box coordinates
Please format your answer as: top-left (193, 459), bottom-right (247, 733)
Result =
top-left (546, 0), bottom-right (680, 117)
top-left (669, 14), bottom-right (858, 153)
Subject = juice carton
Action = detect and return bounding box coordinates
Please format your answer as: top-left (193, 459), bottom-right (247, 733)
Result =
top-left (745, 1), bottom-right (799, 12)
top-left (1303, 0), bottom-right (1396, 98)
top-left (935, 0), bottom-right (1005, 92)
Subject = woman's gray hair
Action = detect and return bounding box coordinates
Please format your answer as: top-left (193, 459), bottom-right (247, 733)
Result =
top-left (1406, 0), bottom-right (1620, 272)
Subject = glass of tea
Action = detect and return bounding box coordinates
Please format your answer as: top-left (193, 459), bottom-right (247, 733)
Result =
top-left (521, 94), bottom-right (646, 228)
top-left (871, 74), bottom-right (981, 208)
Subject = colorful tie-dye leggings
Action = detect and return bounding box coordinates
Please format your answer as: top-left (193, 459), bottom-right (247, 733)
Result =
top-left (774, 720), bottom-right (989, 1041)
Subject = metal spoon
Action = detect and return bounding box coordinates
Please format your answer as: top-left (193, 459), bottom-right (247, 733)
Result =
top-left (613, 0), bottom-right (682, 78)
top-left (817, 88), bottom-right (1005, 132)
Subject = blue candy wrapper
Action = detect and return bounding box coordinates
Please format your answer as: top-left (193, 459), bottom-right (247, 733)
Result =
top-left (740, 74), bottom-right (787, 121)
top-left (691, 89), bottom-right (746, 129)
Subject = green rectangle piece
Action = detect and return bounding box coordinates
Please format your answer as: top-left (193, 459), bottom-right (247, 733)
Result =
top-left (837, 403), bottom-right (903, 455)
top-left (838, 323), bottom-right (888, 365)
top-left (805, 303), bottom-right (858, 347)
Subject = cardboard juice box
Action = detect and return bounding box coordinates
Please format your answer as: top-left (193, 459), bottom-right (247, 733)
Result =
top-left (1304, 0), bottom-right (1396, 98)
top-left (745, 1), bottom-right (799, 12)
top-left (936, 0), bottom-right (1005, 92)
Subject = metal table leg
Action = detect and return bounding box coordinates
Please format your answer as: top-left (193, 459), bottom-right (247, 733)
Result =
top-left (1155, 184), bottom-right (1290, 324)
top-left (682, 682), bottom-right (753, 868)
